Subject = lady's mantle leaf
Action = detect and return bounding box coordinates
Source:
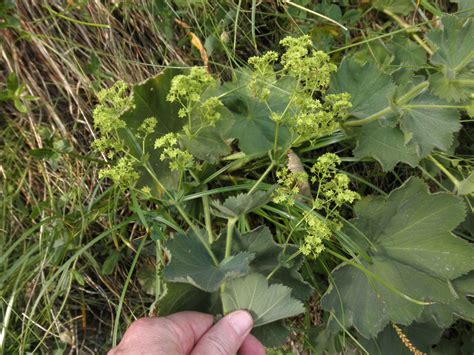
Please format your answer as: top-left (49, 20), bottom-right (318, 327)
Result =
top-left (180, 127), bottom-right (231, 164)
top-left (321, 178), bottom-right (473, 338)
top-left (329, 58), bottom-right (396, 119)
top-left (231, 226), bottom-right (313, 301)
top-left (353, 121), bottom-right (419, 171)
top-left (398, 93), bottom-right (461, 157)
top-left (427, 15), bottom-right (474, 73)
top-left (420, 272), bottom-right (474, 328)
top-left (221, 273), bottom-right (304, 327)
top-left (457, 172), bottom-right (474, 195)
top-left (332, 58), bottom-right (461, 168)
top-left (251, 321), bottom-right (289, 348)
top-left (158, 283), bottom-right (211, 316)
top-left (220, 73), bottom-right (293, 154)
top-left (163, 231), bottom-right (254, 292)
top-left (120, 68), bottom-right (186, 191)
top-left (211, 190), bottom-right (272, 219)
top-left (427, 15), bottom-right (474, 102)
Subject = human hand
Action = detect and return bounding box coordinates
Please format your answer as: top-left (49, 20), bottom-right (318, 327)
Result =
top-left (108, 310), bottom-right (266, 355)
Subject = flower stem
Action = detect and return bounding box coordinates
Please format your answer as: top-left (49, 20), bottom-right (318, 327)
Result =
top-left (428, 155), bottom-right (460, 191)
top-left (202, 191), bottom-right (214, 243)
top-left (225, 218), bottom-right (237, 258)
top-left (273, 122), bottom-right (280, 158)
top-left (247, 161), bottom-right (275, 195)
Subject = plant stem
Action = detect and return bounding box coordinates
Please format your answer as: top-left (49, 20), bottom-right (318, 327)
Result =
top-left (225, 218), bottom-right (237, 258)
top-left (428, 155), bottom-right (460, 191)
top-left (175, 204), bottom-right (219, 265)
top-left (383, 9), bottom-right (434, 55)
top-left (112, 233), bottom-right (147, 346)
top-left (343, 106), bottom-right (393, 127)
top-left (220, 218), bottom-right (238, 315)
top-left (202, 191), bottom-right (214, 243)
top-left (285, 0), bottom-right (348, 31)
top-left (273, 122), bottom-right (280, 158)
top-left (451, 79), bottom-right (474, 86)
top-left (343, 81), bottom-right (429, 127)
top-left (398, 81), bottom-right (430, 104)
top-left (247, 161), bottom-right (275, 195)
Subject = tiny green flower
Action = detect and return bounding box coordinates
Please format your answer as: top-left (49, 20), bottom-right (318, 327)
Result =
top-left (280, 35), bottom-right (337, 93)
top-left (98, 156), bottom-right (139, 189)
top-left (300, 213), bottom-right (332, 258)
top-left (309, 153), bottom-right (360, 229)
top-left (167, 67), bottom-right (216, 104)
top-left (273, 167), bottom-right (309, 206)
top-left (155, 132), bottom-right (178, 149)
top-left (154, 132), bottom-right (194, 172)
top-left (137, 117), bottom-right (157, 137)
top-left (200, 97), bottom-right (224, 126)
top-left (248, 51), bottom-right (278, 101)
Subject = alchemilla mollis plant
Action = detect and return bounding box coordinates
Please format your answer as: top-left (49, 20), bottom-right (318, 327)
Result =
top-left (93, 18), bottom-right (474, 352)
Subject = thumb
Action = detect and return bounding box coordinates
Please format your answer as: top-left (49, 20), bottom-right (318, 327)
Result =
top-left (191, 310), bottom-right (253, 355)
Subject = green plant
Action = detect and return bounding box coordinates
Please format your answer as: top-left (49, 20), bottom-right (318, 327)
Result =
top-left (3, 1), bottom-right (474, 353)
top-left (92, 35), bottom-right (361, 346)
top-left (92, 14), bottom-right (474, 350)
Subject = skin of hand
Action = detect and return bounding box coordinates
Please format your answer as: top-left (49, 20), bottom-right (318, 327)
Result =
top-left (108, 310), bottom-right (266, 355)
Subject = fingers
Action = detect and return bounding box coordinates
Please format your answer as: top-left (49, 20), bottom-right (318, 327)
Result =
top-left (191, 310), bottom-right (254, 355)
top-left (109, 311), bottom-right (214, 355)
top-left (164, 311), bottom-right (215, 353)
top-left (239, 334), bottom-right (266, 355)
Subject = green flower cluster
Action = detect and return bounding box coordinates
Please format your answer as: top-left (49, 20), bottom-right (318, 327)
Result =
top-left (272, 167), bottom-right (309, 207)
top-left (98, 156), bottom-right (139, 190)
top-left (92, 81), bottom-right (133, 158)
top-left (272, 153), bottom-right (359, 258)
top-left (92, 81), bottom-right (141, 189)
top-left (137, 117), bottom-right (157, 138)
top-left (280, 35), bottom-right (336, 93)
top-left (167, 68), bottom-right (223, 133)
top-left (300, 213), bottom-right (332, 258)
top-left (248, 51), bottom-right (279, 101)
top-left (311, 153), bottom-right (360, 229)
top-left (167, 67), bottom-right (216, 104)
top-left (292, 92), bottom-right (351, 142)
top-left (247, 35), bottom-right (351, 142)
top-left (199, 97), bottom-right (224, 127)
top-left (154, 133), bottom-right (194, 172)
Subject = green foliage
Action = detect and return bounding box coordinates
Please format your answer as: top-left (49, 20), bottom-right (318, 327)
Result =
top-left (353, 121), bottom-right (420, 171)
top-left (330, 58), bottom-right (396, 119)
top-left (230, 227), bottom-right (314, 302)
top-left (220, 74), bottom-right (294, 155)
top-left (162, 230), bottom-right (254, 292)
top-left (0, 73), bottom-right (36, 113)
top-left (211, 191), bottom-right (272, 219)
top-left (372, 0), bottom-right (414, 15)
top-left (221, 273), bottom-right (305, 327)
top-left (321, 178), bottom-right (472, 338)
top-left (332, 57), bottom-right (463, 170)
top-left (427, 15), bottom-right (474, 102)
top-left (83, 9), bottom-right (474, 353)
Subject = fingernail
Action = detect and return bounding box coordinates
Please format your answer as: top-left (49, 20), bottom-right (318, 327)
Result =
top-left (227, 310), bottom-right (253, 336)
